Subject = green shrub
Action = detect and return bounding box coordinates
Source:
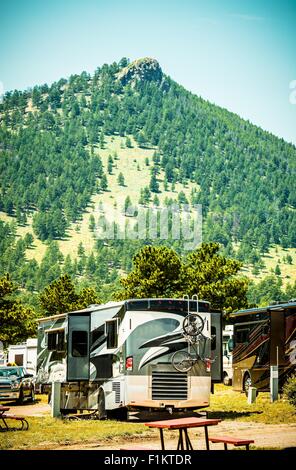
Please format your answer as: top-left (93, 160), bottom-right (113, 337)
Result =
top-left (283, 374), bottom-right (296, 407)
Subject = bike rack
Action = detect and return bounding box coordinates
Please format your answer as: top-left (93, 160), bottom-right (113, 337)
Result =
top-left (183, 294), bottom-right (200, 314)
top-left (182, 294), bottom-right (190, 314)
top-left (192, 294), bottom-right (199, 313)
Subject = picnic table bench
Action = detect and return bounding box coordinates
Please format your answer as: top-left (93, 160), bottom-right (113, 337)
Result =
top-left (0, 405), bottom-right (29, 431)
top-left (208, 435), bottom-right (254, 450)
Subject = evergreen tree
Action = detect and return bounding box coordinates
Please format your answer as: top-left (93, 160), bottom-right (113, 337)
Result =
top-left (39, 274), bottom-right (100, 315)
top-left (117, 243), bottom-right (249, 313)
top-left (0, 274), bottom-right (37, 347)
top-left (153, 194), bottom-right (160, 206)
top-left (142, 186), bottom-right (151, 204)
top-left (149, 170), bottom-right (159, 193)
top-left (107, 155), bottom-right (114, 174)
top-left (126, 136), bottom-right (132, 148)
top-left (275, 265), bottom-right (281, 276)
top-left (100, 174), bottom-right (108, 191)
top-left (89, 214), bottom-right (96, 232)
top-left (117, 172), bottom-right (125, 186)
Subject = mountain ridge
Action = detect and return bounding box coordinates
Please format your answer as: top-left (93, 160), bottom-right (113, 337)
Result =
top-left (0, 57), bottom-right (295, 301)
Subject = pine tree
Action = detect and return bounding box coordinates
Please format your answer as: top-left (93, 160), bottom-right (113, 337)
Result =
top-left (126, 136), bottom-right (132, 148)
top-left (107, 155), bottom-right (113, 174)
top-left (275, 265), bottom-right (281, 276)
top-left (0, 274), bottom-right (37, 347)
top-left (117, 172), bottom-right (125, 186)
top-left (149, 170), bottom-right (159, 193)
top-left (89, 214), bottom-right (96, 231)
top-left (100, 174), bottom-right (108, 191)
top-left (143, 186), bottom-right (151, 204)
top-left (153, 194), bottom-right (160, 206)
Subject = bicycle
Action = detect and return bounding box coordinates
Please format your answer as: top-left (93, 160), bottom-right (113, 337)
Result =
top-left (172, 338), bottom-right (202, 372)
top-left (172, 313), bottom-right (212, 373)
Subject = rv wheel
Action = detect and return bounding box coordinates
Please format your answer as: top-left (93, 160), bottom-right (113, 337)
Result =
top-left (29, 387), bottom-right (35, 402)
top-left (97, 389), bottom-right (106, 420)
top-left (17, 388), bottom-right (24, 405)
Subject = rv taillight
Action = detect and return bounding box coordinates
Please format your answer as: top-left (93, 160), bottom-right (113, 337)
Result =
top-left (205, 358), bottom-right (211, 372)
top-left (126, 356), bottom-right (133, 371)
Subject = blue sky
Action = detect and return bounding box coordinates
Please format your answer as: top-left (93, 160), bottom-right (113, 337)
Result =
top-left (0, 0), bottom-right (295, 144)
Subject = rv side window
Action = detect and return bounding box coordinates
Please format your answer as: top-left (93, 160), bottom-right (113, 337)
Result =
top-left (47, 331), bottom-right (65, 351)
top-left (72, 331), bottom-right (88, 357)
top-left (57, 332), bottom-right (65, 351)
top-left (236, 328), bottom-right (249, 344)
top-left (48, 333), bottom-right (56, 351)
top-left (106, 320), bottom-right (118, 349)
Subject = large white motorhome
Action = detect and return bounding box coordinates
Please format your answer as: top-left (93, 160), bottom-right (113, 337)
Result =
top-left (36, 298), bottom-right (222, 419)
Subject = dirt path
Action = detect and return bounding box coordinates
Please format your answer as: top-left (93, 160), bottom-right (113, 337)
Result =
top-left (3, 400), bottom-right (50, 417)
top-left (52, 422), bottom-right (296, 450)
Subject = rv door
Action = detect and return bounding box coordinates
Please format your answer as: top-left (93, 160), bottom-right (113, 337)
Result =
top-left (210, 312), bottom-right (223, 383)
top-left (67, 315), bottom-right (90, 381)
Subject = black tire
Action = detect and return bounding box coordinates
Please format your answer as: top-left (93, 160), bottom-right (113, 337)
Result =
top-left (29, 387), bottom-right (35, 403)
top-left (17, 388), bottom-right (24, 405)
top-left (97, 389), bottom-right (106, 420)
top-left (172, 350), bottom-right (193, 373)
top-left (183, 314), bottom-right (204, 336)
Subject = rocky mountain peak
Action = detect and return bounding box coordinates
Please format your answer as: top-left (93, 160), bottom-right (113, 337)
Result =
top-left (117, 57), bottom-right (163, 86)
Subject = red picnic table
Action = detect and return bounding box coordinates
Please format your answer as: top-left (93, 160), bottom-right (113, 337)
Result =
top-left (145, 416), bottom-right (222, 450)
top-left (0, 405), bottom-right (29, 431)
top-left (0, 406), bottom-right (10, 430)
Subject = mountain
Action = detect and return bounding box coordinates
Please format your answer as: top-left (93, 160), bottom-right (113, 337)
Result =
top-left (0, 57), bottom-right (295, 301)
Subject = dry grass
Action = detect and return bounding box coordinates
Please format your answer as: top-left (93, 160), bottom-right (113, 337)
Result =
top-left (241, 245), bottom-right (296, 288)
top-left (207, 384), bottom-right (296, 424)
top-left (0, 415), bottom-right (152, 450)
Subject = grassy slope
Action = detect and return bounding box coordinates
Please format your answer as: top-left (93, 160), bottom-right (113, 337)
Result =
top-left (0, 134), bottom-right (295, 286)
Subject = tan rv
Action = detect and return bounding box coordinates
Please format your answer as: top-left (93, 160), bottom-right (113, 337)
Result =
top-left (230, 301), bottom-right (296, 394)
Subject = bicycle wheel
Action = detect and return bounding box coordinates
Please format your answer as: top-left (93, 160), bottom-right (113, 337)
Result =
top-left (183, 313), bottom-right (204, 336)
top-left (172, 350), bottom-right (193, 372)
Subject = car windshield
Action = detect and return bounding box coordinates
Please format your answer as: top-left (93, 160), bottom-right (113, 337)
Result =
top-left (0, 367), bottom-right (22, 378)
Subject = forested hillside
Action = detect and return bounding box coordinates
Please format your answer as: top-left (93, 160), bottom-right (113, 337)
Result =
top-left (0, 57), bottom-right (295, 306)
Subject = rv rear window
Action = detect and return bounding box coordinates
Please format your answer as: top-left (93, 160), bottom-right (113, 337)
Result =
top-left (72, 331), bottom-right (88, 357)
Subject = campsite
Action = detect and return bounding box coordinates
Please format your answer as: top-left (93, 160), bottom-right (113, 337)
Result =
top-left (1, 0), bottom-right (295, 457)
top-left (1, 384), bottom-right (296, 450)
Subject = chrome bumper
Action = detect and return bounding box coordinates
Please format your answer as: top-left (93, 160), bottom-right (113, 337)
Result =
top-left (0, 391), bottom-right (19, 400)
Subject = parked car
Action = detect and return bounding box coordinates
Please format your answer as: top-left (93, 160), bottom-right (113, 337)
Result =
top-left (0, 366), bottom-right (35, 404)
